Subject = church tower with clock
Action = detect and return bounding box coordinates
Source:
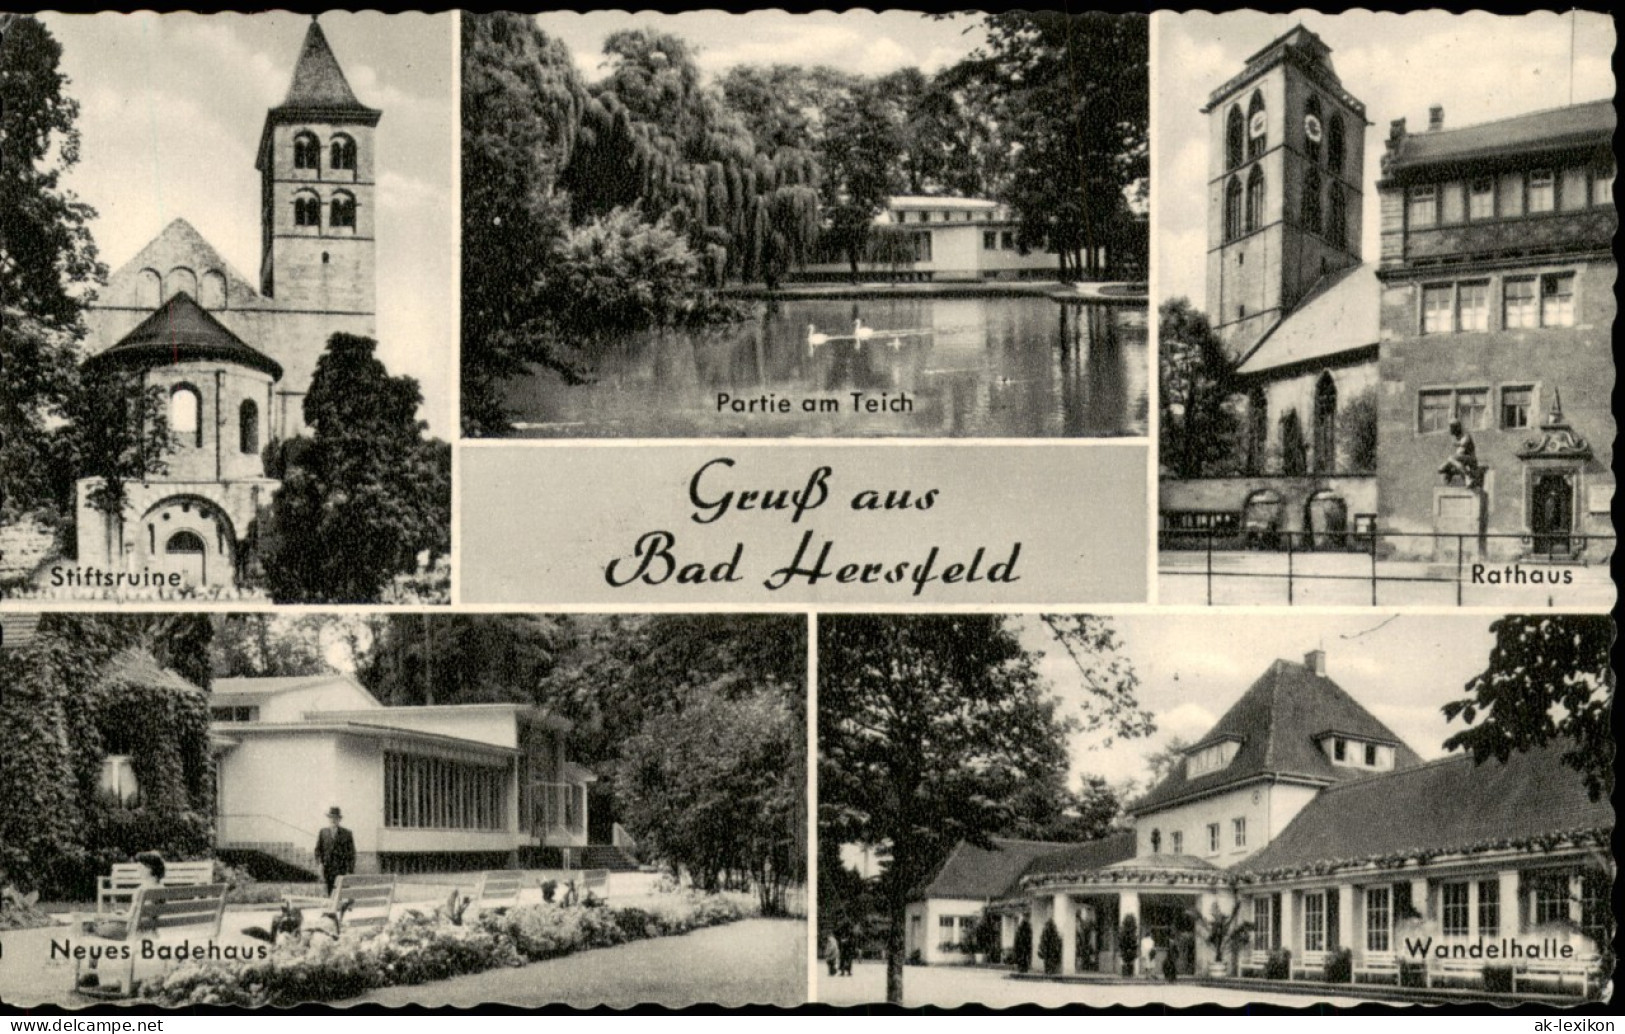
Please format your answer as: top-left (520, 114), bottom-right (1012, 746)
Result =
top-left (1201, 26), bottom-right (1367, 357)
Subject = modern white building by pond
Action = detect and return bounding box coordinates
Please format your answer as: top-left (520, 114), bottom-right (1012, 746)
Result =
top-left (911, 649), bottom-right (1611, 996)
top-left (211, 673), bottom-right (594, 875)
top-left (800, 196), bottom-right (1064, 281)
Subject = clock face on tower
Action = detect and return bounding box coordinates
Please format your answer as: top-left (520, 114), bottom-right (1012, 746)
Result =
top-left (1252, 789), bottom-right (1262, 804)
top-left (1305, 114), bottom-right (1324, 143)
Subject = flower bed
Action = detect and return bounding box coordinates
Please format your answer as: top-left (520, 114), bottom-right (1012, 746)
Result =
top-left (145, 893), bottom-right (749, 1006)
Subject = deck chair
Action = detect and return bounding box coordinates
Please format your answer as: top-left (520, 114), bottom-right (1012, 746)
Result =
top-left (76, 883), bottom-right (227, 999)
top-left (284, 874), bottom-right (396, 938)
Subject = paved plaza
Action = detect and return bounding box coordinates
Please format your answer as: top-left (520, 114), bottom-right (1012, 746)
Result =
top-left (815, 961), bottom-right (1374, 1009)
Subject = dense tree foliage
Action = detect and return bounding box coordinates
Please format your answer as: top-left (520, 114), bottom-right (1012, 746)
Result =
top-left (1444, 615), bottom-right (1613, 802)
top-left (260, 334), bottom-right (450, 603)
top-left (819, 614), bottom-right (1147, 1004)
top-left (1159, 298), bottom-right (1243, 478)
top-left (211, 614), bottom-right (336, 679)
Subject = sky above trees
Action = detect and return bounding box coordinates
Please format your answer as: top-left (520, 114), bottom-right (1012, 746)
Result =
top-left (1155, 10), bottom-right (1616, 309)
top-left (37, 13), bottom-right (455, 435)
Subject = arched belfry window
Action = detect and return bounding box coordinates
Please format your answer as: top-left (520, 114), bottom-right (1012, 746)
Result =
top-left (330, 134), bottom-right (357, 172)
top-left (293, 192), bottom-right (322, 228)
top-left (1328, 184), bottom-right (1348, 248)
top-left (1246, 90), bottom-right (1267, 161)
top-left (1313, 372), bottom-right (1338, 474)
top-left (1303, 167), bottom-right (1323, 235)
top-left (1304, 95), bottom-right (1323, 164)
top-left (1246, 166), bottom-right (1265, 233)
top-left (330, 191), bottom-right (358, 229)
top-left (171, 385), bottom-right (202, 447)
top-left (239, 399), bottom-right (259, 455)
top-left (1224, 177), bottom-right (1244, 241)
top-left (293, 132), bottom-right (321, 171)
top-left (1327, 113), bottom-right (1346, 175)
top-left (1226, 106), bottom-right (1245, 170)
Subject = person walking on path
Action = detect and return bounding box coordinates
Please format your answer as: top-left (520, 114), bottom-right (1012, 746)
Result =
top-left (315, 806), bottom-right (356, 894)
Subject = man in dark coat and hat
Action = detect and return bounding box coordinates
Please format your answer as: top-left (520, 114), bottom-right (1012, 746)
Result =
top-left (315, 806), bottom-right (356, 894)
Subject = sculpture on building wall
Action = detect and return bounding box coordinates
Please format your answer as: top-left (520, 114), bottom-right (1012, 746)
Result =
top-left (1437, 420), bottom-right (1484, 488)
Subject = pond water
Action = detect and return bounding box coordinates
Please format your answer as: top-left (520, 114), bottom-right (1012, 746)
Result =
top-left (504, 296), bottom-right (1148, 438)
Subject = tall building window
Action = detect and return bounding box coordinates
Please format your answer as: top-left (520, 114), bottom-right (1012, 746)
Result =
top-left (1528, 170), bottom-right (1555, 213)
top-left (1419, 390), bottom-right (1453, 433)
top-left (1442, 882), bottom-right (1471, 938)
top-left (330, 133), bottom-right (357, 171)
top-left (1304, 892), bottom-right (1326, 952)
top-left (293, 132), bottom-right (321, 171)
top-left (1561, 168), bottom-right (1590, 211)
top-left (1245, 167), bottom-right (1265, 233)
top-left (1440, 182), bottom-right (1465, 224)
top-left (384, 752), bottom-right (506, 831)
top-left (1531, 873), bottom-right (1570, 926)
top-left (1312, 373), bottom-right (1337, 474)
top-left (1150, 829), bottom-right (1161, 853)
top-left (1226, 106), bottom-right (1245, 170)
top-left (294, 194), bottom-right (322, 228)
top-left (1541, 273), bottom-right (1575, 327)
top-left (1456, 388), bottom-right (1488, 430)
top-left (239, 399), bottom-right (258, 455)
top-left (1457, 281), bottom-right (1489, 332)
top-left (1327, 184), bottom-right (1347, 248)
top-left (1246, 91), bottom-right (1267, 160)
top-left (1422, 284), bottom-right (1454, 334)
top-left (1170, 831), bottom-right (1183, 855)
top-left (1225, 177), bottom-right (1244, 241)
top-left (1592, 162), bottom-right (1615, 206)
top-left (1503, 277), bottom-right (1538, 328)
top-left (170, 385), bottom-right (202, 447)
top-left (1304, 95), bottom-right (1322, 164)
top-left (1254, 896), bottom-right (1275, 951)
top-left (983, 230), bottom-right (997, 250)
top-left (1468, 178), bottom-right (1495, 220)
top-left (1207, 822), bottom-right (1220, 854)
top-left (1327, 112), bottom-right (1345, 174)
top-left (330, 192), bottom-right (358, 229)
top-left (1303, 167), bottom-right (1323, 234)
top-left (1408, 185), bottom-right (1437, 228)
top-left (1500, 386), bottom-right (1534, 429)
top-left (1366, 886), bottom-right (1391, 953)
top-left (1478, 879), bottom-right (1500, 938)
top-left (1232, 817), bottom-right (1247, 848)
top-left (1499, 172), bottom-right (1525, 217)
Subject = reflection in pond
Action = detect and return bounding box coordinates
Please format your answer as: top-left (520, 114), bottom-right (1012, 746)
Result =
top-left (504, 296), bottom-right (1147, 438)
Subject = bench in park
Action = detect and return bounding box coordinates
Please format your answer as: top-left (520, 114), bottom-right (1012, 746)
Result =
top-left (1352, 953), bottom-right (1400, 985)
top-left (76, 883), bottom-right (227, 999)
top-left (97, 860), bottom-right (215, 914)
top-left (472, 870), bottom-right (524, 912)
top-left (1515, 954), bottom-right (1600, 998)
top-left (283, 874), bottom-right (397, 937)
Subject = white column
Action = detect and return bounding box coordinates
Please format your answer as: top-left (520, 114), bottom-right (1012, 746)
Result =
top-left (1279, 890), bottom-right (1296, 964)
top-left (1467, 880), bottom-right (1480, 942)
top-left (1055, 893), bottom-right (1076, 974)
top-left (1410, 878), bottom-right (1430, 923)
top-left (1498, 870), bottom-right (1520, 937)
top-left (1119, 890), bottom-right (1141, 975)
top-left (1029, 898), bottom-right (1047, 972)
top-left (1337, 884), bottom-right (1355, 950)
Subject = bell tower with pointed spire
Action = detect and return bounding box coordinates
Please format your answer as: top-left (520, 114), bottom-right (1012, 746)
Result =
top-left (257, 16), bottom-right (380, 317)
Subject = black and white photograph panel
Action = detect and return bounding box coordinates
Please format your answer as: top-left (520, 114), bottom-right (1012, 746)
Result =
top-left (1154, 12), bottom-right (1616, 607)
top-left (461, 11), bottom-right (1148, 438)
top-left (0, 612), bottom-right (807, 1008)
top-left (1, 13), bottom-right (453, 603)
top-left (817, 612), bottom-right (1611, 1007)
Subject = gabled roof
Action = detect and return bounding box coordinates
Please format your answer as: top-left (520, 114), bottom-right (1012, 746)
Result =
top-left (1235, 264), bottom-right (1379, 375)
top-left (212, 673), bottom-right (356, 697)
top-left (1241, 740), bottom-right (1612, 877)
top-left (916, 837), bottom-right (1075, 901)
top-left (104, 218), bottom-right (262, 310)
top-left (101, 648), bottom-right (203, 696)
top-left (85, 293), bottom-right (282, 379)
top-left (1020, 832), bottom-right (1138, 878)
top-left (1386, 98), bottom-right (1614, 172)
top-left (1131, 656), bottom-right (1422, 815)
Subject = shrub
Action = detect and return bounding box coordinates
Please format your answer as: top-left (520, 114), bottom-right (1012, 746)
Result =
top-left (1482, 964), bottom-right (1515, 994)
top-left (1324, 947), bottom-right (1353, 984)
top-left (1012, 918), bottom-right (1033, 974)
top-left (1399, 960), bottom-right (1426, 988)
top-left (1118, 915), bottom-right (1139, 977)
top-left (1264, 948), bottom-right (1291, 980)
top-left (1038, 919), bottom-right (1063, 976)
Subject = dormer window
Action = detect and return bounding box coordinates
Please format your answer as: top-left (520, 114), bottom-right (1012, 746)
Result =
top-left (1333, 738), bottom-right (1347, 761)
top-left (1364, 742), bottom-right (1378, 766)
top-left (1320, 733), bottom-right (1394, 770)
top-left (1186, 738), bottom-right (1241, 777)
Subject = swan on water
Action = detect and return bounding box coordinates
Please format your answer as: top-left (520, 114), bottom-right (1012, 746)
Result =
top-left (806, 323), bottom-right (830, 346)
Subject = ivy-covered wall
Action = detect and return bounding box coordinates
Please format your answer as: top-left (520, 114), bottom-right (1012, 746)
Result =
top-left (0, 615), bottom-right (214, 898)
